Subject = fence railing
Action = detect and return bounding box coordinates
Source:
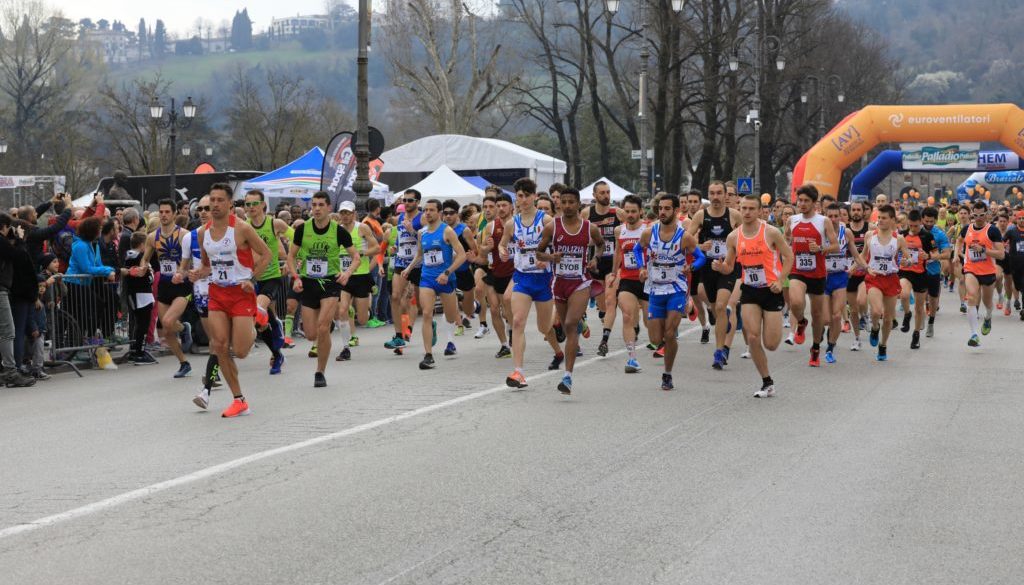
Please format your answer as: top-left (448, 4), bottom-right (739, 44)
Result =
top-left (46, 274), bottom-right (129, 375)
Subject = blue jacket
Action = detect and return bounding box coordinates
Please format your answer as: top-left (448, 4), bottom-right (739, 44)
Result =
top-left (65, 235), bottom-right (115, 285)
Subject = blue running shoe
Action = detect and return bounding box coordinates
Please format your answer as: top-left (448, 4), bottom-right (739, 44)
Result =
top-left (444, 341), bottom-right (457, 356)
top-left (625, 358), bottom-right (641, 373)
top-left (712, 349), bottom-right (725, 370)
top-left (869, 328), bottom-right (879, 347)
top-left (824, 350), bottom-right (836, 364)
top-left (557, 374), bottom-right (572, 395)
top-left (270, 353), bottom-right (285, 375)
top-left (384, 335), bottom-right (405, 349)
top-left (173, 361), bottom-right (192, 378)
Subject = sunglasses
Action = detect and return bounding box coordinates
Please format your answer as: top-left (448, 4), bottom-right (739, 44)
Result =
top-left (403, 198), bottom-right (417, 204)
top-left (196, 206), bottom-right (211, 212)
top-left (442, 210), bottom-right (457, 215)
top-left (244, 201), bottom-right (262, 208)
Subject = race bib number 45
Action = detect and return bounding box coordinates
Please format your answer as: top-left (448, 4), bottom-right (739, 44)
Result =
top-left (306, 258), bottom-right (328, 277)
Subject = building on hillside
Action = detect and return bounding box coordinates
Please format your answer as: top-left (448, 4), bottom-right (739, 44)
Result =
top-left (199, 37), bottom-right (230, 53)
top-left (270, 14), bottom-right (330, 38)
top-left (81, 28), bottom-right (134, 64)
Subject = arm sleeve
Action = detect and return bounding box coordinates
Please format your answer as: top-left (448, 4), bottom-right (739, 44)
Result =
top-left (292, 223), bottom-right (304, 247)
top-left (690, 246), bottom-right (707, 272)
top-left (337, 226), bottom-right (353, 248)
top-left (632, 242), bottom-right (646, 269)
top-left (989, 225), bottom-right (1003, 242)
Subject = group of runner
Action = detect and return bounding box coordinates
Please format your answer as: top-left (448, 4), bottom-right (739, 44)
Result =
top-left (143, 177), bottom-right (1022, 417)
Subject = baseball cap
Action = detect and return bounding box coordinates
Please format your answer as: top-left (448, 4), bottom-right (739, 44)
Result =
top-left (339, 201), bottom-right (356, 212)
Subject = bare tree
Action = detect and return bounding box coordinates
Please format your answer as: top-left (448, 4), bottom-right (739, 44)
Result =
top-left (382, 0), bottom-right (519, 135)
top-left (90, 74), bottom-right (173, 175)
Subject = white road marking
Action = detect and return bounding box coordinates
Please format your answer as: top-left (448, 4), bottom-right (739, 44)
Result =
top-left (0, 326), bottom-right (698, 540)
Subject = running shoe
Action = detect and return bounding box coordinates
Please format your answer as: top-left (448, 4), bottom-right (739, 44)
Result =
top-left (960, 303), bottom-right (967, 314)
top-left (173, 361), bottom-right (192, 378)
top-left (3, 369), bottom-right (34, 387)
top-left (193, 387), bottom-right (210, 410)
top-left (824, 350), bottom-right (836, 364)
top-left (784, 332), bottom-right (795, 345)
top-left (967, 334), bottom-right (980, 347)
top-left (1016, 299), bottom-right (1022, 311)
top-left (179, 322), bottom-right (193, 354)
top-left (548, 353), bottom-right (564, 370)
top-left (314, 372), bottom-right (327, 388)
top-left (808, 347), bottom-right (821, 367)
top-left (506, 371), bottom-right (528, 388)
top-left (740, 350), bottom-right (751, 359)
top-left (335, 347), bottom-right (351, 361)
top-left (876, 345), bottom-right (887, 362)
top-left (348, 336), bottom-right (359, 347)
top-left (597, 340), bottom-right (609, 357)
top-left (474, 325), bottom-right (490, 339)
top-left (461, 316), bottom-right (471, 328)
top-left (688, 306), bottom-right (697, 321)
top-left (557, 374), bottom-right (572, 395)
top-left (270, 353), bottom-right (285, 374)
top-left (1004, 305), bottom-right (1012, 316)
top-left (981, 318), bottom-right (992, 335)
top-left (892, 318), bottom-right (899, 331)
top-left (383, 335), bottom-right (405, 350)
top-left (842, 320), bottom-right (851, 333)
top-left (308, 344), bottom-right (319, 357)
top-left (283, 337), bottom-right (296, 349)
top-left (900, 313), bottom-right (911, 333)
top-left (646, 342), bottom-right (658, 351)
top-left (131, 351), bottom-right (158, 366)
top-left (850, 338), bottom-right (861, 352)
top-left (653, 344), bottom-right (665, 358)
top-left (699, 327), bottom-right (710, 344)
top-left (794, 319), bottom-right (807, 344)
top-left (494, 345), bottom-right (512, 359)
top-left (910, 331), bottom-right (920, 350)
top-left (722, 347), bottom-right (730, 364)
top-left (859, 316), bottom-right (867, 331)
top-left (997, 301), bottom-right (1004, 310)
top-left (625, 358), bottom-right (642, 373)
top-left (753, 385), bottom-right (775, 398)
top-left (221, 398), bottom-right (250, 418)
top-left (660, 373), bottom-right (674, 391)
top-left (575, 347), bottom-right (583, 357)
top-left (419, 354), bottom-right (436, 370)
top-left (455, 325), bottom-right (465, 337)
top-left (444, 342), bottom-right (457, 356)
top-left (869, 328), bottom-right (880, 348)
top-left (925, 322), bottom-right (934, 338)
top-left (31, 368), bottom-right (51, 380)
top-left (578, 320), bottom-right (591, 339)
top-left (553, 323), bottom-right (566, 343)
top-left (712, 349), bottom-right (726, 370)
top-left (366, 318), bottom-right (387, 328)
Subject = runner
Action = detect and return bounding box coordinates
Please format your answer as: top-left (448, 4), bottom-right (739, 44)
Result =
top-left (920, 206), bottom-right (952, 337)
top-left (1005, 212), bottom-right (1024, 320)
top-left (995, 212), bottom-right (1013, 315)
top-left (191, 183), bottom-right (272, 417)
top-left (144, 198), bottom-right (193, 379)
top-left (956, 201), bottom-right (1005, 347)
top-left (635, 194), bottom-right (703, 391)
top-left (285, 191), bottom-right (359, 387)
top-left (499, 178), bottom-right (557, 388)
top-left (473, 193), bottom-right (498, 338)
top-left (180, 196), bottom-right (225, 408)
top-left (845, 201), bottom-right (872, 349)
top-left (688, 180), bottom-right (742, 370)
top-left (862, 204), bottom-right (912, 361)
top-left (822, 203), bottom-right (866, 363)
top-left (402, 199), bottom-right (467, 370)
top-left (537, 187), bottom-right (604, 395)
top-left (336, 200), bottom-right (380, 361)
top-left (243, 189), bottom-right (289, 374)
top-left (715, 195), bottom-right (793, 397)
top-left (441, 199), bottom-right (480, 336)
top-left (604, 194), bottom-right (648, 373)
top-left (897, 209), bottom-right (936, 349)
top-left (784, 184), bottom-right (840, 367)
top-left (385, 189), bottom-right (423, 350)
top-left (478, 193), bottom-right (514, 358)
top-left (682, 190), bottom-right (711, 339)
top-left (585, 181), bottom-right (623, 336)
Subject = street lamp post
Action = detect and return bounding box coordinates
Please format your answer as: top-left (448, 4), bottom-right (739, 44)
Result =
top-left (801, 74), bottom-right (845, 141)
top-left (351, 0), bottom-right (373, 211)
top-left (729, 4), bottom-right (785, 196)
top-left (150, 96), bottom-right (196, 200)
top-left (604, 0), bottom-right (684, 200)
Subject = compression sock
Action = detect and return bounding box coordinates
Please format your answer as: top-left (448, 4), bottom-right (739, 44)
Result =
top-left (203, 354), bottom-right (219, 390)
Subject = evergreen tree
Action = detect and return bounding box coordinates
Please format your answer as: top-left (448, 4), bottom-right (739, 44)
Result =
top-left (153, 19), bottom-right (166, 57)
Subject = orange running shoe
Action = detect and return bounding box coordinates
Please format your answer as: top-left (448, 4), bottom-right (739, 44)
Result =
top-left (255, 307), bottom-right (269, 329)
top-left (222, 398), bottom-right (250, 418)
top-left (1004, 305), bottom-right (1012, 316)
top-left (505, 371), bottom-right (528, 388)
top-left (794, 319), bottom-right (808, 345)
top-left (842, 320), bottom-right (851, 333)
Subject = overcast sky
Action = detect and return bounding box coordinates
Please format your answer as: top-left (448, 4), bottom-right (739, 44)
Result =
top-left (46, 0), bottom-right (355, 37)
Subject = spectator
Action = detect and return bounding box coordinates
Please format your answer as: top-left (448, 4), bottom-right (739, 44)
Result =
top-left (65, 217), bottom-right (116, 345)
top-left (120, 231), bottom-right (156, 365)
top-left (20, 193), bottom-right (72, 263)
top-left (51, 194), bottom-right (106, 273)
top-left (118, 207), bottom-right (141, 266)
top-left (7, 222), bottom-right (40, 375)
top-left (0, 214), bottom-right (35, 386)
top-left (99, 219), bottom-right (121, 273)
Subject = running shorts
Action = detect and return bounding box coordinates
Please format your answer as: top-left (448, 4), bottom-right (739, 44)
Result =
top-left (647, 291), bottom-right (688, 320)
top-left (899, 270), bottom-right (929, 294)
top-left (512, 271), bottom-right (553, 302)
top-left (617, 278), bottom-right (649, 302)
top-left (789, 274), bottom-right (826, 296)
top-left (455, 269), bottom-right (475, 292)
top-left (739, 285), bottom-right (785, 312)
top-left (553, 277), bottom-right (591, 303)
top-left (865, 273), bottom-right (901, 297)
top-left (157, 279), bottom-right (192, 306)
top-left (300, 277), bottom-right (343, 310)
top-left (208, 284), bottom-right (257, 318)
top-left (825, 272), bottom-right (849, 296)
top-left (342, 273), bottom-right (373, 299)
top-left (254, 278), bottom-right (285, 303)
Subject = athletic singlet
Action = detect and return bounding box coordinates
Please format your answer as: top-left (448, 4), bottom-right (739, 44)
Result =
top-left (489, 218), bottom-right (514, 278)
top-left (847, 222), bottom-right (870, 276)
top-left (512, 211), bottom-right (549, 274)
top-left (453, 223), bottom-right (472, 273)
top-left (645, 224), bottom-right (689, 296)
top-left (737, 221), bottom-right (780, 288)
top-left (394, 212), bottom-right (423, 269)
top-left (420, 223), bottom-right (454, 282)
top-left (249, 216), bottom-right (281, 281)
top-left (825, 223), bottom-right (850, 274)
top-left (789, 213), bottom-right (828, 278)
top-left (963, 223), bottom-right (997, 276)
top-left (552, 217), bottom-right (591, 280)
top-left (617, 224), bottom-right (645, 281)
top-left (182, 229), bottom-right (210, 297)
top-left (154, 225), bottom-right (185, 281)
top-left (699, 208), bottom-right (734, 261)
top-left (203, 215), bottom-right (254, 287)
top-left (588, 205), bottom-right (619, 258)
top-left (901, 228), bottom-right (927, 274)
top-left (867, 234), bottom-right (899, 275)
top-left (339, 221), bottom-right (370, 275)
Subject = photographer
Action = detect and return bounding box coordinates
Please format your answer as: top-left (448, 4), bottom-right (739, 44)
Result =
top-left (0, 214), bottom-right (36, 387)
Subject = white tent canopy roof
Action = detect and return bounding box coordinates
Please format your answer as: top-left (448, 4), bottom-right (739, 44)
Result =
top-left (380, 135), bottom-right (567, 174)
top-left (405, 165), bottom-right (486, 206)
top-left (580, 177), bottom-right (632, 203)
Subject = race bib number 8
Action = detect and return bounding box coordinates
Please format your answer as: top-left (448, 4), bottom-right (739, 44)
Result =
top-left (796, 253), bottom-right (816, 271)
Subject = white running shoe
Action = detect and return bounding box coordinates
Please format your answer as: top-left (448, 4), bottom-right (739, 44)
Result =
top-left (784, 332), bottom-right (795, 345)
top-left (754, 384), bottom-right (775, 398)
top-left (783, 315), bottom-right (791, 329)
top-left (192, 387), bottom-right (210, 410)
top-left (850, 338), bottom-right (861, 352)
top-left (474, 325), bottom-right (490, 339)
top-left (740, 350), bottom-right (751, 359)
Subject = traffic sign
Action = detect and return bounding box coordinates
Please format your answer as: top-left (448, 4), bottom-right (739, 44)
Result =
top-left (631, 150), bottom-right (654, 160)
top-left (737, 177), bottom-right (753, 194)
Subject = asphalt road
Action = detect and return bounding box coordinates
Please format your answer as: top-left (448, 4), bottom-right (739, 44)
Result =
top-left (1, 306), bottom-right (1022, 585)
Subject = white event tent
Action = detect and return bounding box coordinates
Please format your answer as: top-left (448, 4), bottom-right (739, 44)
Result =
top-left (405, 165), bottom-right (486, 206)
top-left (580, 177), bottom-right (632, 203)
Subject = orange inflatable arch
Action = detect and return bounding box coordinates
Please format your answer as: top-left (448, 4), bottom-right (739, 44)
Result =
top-left (791, 103), bottom-right (1024, 201)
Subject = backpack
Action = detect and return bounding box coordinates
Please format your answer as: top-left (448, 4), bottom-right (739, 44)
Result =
top-left (51, 226), bottom-right (75, 263)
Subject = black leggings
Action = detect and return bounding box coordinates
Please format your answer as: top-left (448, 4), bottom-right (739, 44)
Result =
top-left (130, 303), bottom-right (153, 353)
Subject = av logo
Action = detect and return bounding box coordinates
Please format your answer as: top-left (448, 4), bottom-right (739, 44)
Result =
top-left (889, 113), bottom-right (904, 128)
top-left (830, 125), bottom-right (863, 152)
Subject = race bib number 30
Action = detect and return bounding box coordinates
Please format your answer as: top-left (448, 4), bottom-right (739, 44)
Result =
top-left (160, 260), bottom-right (177, 275)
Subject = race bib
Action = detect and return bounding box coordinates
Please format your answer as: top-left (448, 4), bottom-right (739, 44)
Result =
top-left (871, 255), bottom-right (893, 274)
top-left (398, 242), bottom-right (416, 260)
top-left (908, 250), bottom-right (920, 265)
top-left (652, 263), bottom-right (679, 284)
top-left (968, 247), bottom-right (986, 262)
top-left (424, 248), bottom-right (444, 267)
top-left (1016, 241), bottom-right (1024, 254)
top-left (388, 256), bottom-right (396, 271)
top-left (159, 260), bottom-right (177, 275)
top-left (306, 258), bottom-right (328, 278)
top-left (211, 259), bottom-right (236, 284)
top-left (623, 252), bottom-right (640, 270)
top-left (709, 239), bottom-right (727, 259)
top-left (515, 247), bottom-right (539, 272)
top-left (795, 253), bottom-right (817, 272)
top-left (743, 265), bottom-right (767, 287)
top-left (556, 255), bottom-right (583, 277)
top-left (826, 255), bottom-right (848, 273)
top-left (340, 255), bottom-right (353, 272)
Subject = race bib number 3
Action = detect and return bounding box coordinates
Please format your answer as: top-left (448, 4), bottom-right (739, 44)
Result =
top-left (796, 253), bottom-right (816, 271)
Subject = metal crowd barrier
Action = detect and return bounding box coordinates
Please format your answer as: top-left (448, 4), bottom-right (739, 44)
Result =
top-left (46, 274), bottom-right (130, 376)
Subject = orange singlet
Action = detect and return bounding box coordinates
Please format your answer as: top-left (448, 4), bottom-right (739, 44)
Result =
top-left (737, 221), bottom-right (781, 288)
